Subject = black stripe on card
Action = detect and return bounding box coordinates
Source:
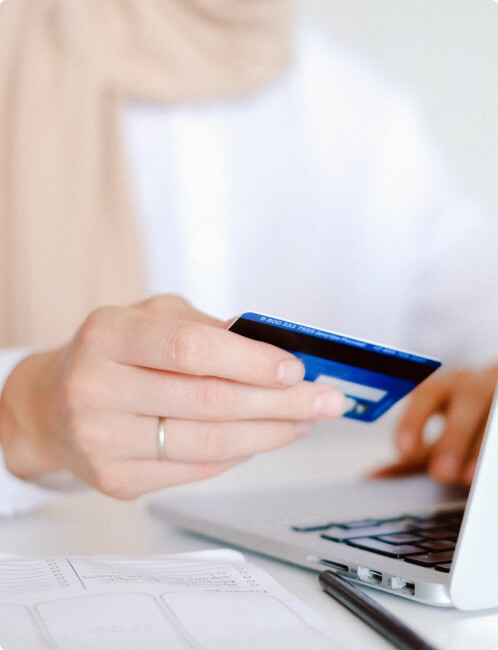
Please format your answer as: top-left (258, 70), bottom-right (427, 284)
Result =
top-left (229, 318), bottom-right (438, 383)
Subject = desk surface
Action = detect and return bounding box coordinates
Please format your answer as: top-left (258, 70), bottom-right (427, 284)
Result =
top-left (2, 415), bottom-right (498, 650)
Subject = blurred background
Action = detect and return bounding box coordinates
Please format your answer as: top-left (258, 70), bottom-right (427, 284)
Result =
top-left (296, 0), bottom-right (498, 215)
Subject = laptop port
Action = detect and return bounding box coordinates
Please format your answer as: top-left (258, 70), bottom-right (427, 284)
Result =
top-left (309, 557), bottom-right (349, 573)
top-left (357, 566), bottom-right (382, 584)
top-left (388, 576), bottom-right (415, 595)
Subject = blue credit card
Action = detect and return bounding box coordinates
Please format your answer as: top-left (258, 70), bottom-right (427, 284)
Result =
top-left (229, 312), bottom-right (441, 422)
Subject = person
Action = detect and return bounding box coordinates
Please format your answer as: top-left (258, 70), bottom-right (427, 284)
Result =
top-left (1, 0), bottom-right (498, 516)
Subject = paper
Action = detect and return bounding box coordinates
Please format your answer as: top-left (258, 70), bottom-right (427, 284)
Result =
top-left (0, 549), bottom-right (356, 650)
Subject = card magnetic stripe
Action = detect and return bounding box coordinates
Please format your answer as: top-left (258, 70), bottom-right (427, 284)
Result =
top-left (229, 317), bottom-right (438, 382)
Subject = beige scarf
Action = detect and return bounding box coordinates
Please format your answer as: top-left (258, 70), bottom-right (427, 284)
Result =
top-left (0, 0), bottom-right (289, 348)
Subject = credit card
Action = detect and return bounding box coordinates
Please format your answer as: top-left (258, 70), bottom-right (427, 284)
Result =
top-left (228, 312), bottom-right (441, 422)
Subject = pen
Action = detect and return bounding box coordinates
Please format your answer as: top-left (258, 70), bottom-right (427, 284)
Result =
top-left (319, 570), bottom-right (438, 650)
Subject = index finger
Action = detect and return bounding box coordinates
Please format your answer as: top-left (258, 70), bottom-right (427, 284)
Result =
top-left (107, 310), bottom-right (306, 387)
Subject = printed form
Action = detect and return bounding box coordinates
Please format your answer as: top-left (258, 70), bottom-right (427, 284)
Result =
top-left (0, 549), bottom-right (362, 650)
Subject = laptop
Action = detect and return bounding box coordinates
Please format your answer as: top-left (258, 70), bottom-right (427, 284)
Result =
top-left (151, 387), bottom-right (498, 611)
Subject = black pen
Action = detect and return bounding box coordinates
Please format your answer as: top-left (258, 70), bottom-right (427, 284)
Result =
top-left (319, 570), bottom-right (438, 650)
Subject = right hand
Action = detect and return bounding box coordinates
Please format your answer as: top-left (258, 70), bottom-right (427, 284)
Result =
top-left (371, 365), bottom-right (498, 486)
top-left (0, 295), bottom-right (346, 499)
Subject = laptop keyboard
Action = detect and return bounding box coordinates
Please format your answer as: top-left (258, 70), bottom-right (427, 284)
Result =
top-left (292, 508), bottom-right (465, 573)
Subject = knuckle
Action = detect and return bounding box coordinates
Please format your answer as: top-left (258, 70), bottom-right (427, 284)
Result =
top-left (143, 295), bottom-right (167, 311)
top-left (271, 423), bottom-right (300, 448)
top-left (62, 368), bottom-right (109, 411)
top-left (72, 422), bottom-right (116, 460)
top-left (164, 294), bottom-right (191, 312)
top-left (196, 379), bottom-right (235, 419)
top-left (453, 375), bottom-right (483, 403)
top-left (70, 422), bottom-right (97, 457)
top-left (141, 294), bottom-right (189, 315)
top-left (445, 370), bottom-right (471, 392)
top-left (61, 370), bottom-right (85, 411)
top-left (90, 465), bottom-right (131, 499)
top-left (162, 325), bottom-right (206, 373)
top-left (198, 425), bottom-right (230, 460)
top-left (284, 386), bottom-right (312, 419)
top-left (76, 306), bottom-right (119, 352)
top-left (248, 350), bottom-right (273, 384)
top-left (195, 461), bottom-right (227, 481)
top-left (455, 371), bottom-right (472, 388)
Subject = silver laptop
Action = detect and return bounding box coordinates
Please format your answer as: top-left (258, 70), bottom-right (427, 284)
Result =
top-left (151, 386), bottom-right (498, 610)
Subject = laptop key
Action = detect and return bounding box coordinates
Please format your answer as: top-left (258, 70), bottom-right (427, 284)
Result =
top-left (404, 550), bottom-right (455, 567)
top-left (413, 516), bottom-right (459, 530)
top-left (417, 540), bottom-right (456, 551)
top-left (292, 518), bottom-right (387, 533)
top-left (343, 537), bottom-right (427, 558)
top-left (441, 513), bottom-right (464, 528)
top-left (376, 532), bottom-right (426, 545)
top-left (320, 520), bottom-right (417, 542)
top-left (416, 528), bottom-right (459, 540)
top-left (338, 518), bottom-right (385, 529)
top-left (291, 523), bottom-right (338, 533)
top-left (434, 563), bottom-right (453, 573)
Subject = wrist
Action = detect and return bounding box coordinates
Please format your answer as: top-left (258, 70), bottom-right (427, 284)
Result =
top-left (0, 350), bottom-right (63, 479)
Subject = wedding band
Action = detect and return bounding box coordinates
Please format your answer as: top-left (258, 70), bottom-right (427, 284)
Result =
top-left (157, 417), bottom-right (167, 460)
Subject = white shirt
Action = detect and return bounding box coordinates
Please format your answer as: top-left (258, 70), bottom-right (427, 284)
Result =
top-left (2, 29), bottom-right (498, 515)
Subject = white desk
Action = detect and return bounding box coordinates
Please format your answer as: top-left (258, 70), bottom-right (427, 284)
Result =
top-left (2, 416), bottom-right (498, 650)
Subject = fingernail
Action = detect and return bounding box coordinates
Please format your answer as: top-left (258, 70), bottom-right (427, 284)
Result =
top-left (432, 453), bottom-right (460, 480)
top-left (314, 390), bottom-right (347, 418)
top-left (277, 359), bottom-right (305, 385)
top-left (295, 420), bottom-right (315, 437)
top-left (398, 429), bottom-right (415, 454)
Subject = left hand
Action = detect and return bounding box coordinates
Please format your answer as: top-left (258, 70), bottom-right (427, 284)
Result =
top-left (0, 294), bottom-right (346, 499)
top-left (371, 365), bottom-right (498, 486)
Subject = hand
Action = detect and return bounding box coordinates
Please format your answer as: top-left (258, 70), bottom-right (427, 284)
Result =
top-left (372, 366), bottom-right (498, 486)
top-left (0, 295), bottom-right (346, 499)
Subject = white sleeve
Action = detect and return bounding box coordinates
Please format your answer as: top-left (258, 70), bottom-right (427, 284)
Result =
top-left (0, 348), bottom-right (84, 517)
top-left (371, 101), bottom-right (498, 368)
top-left (298, 30), bottom-right (498, 368)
